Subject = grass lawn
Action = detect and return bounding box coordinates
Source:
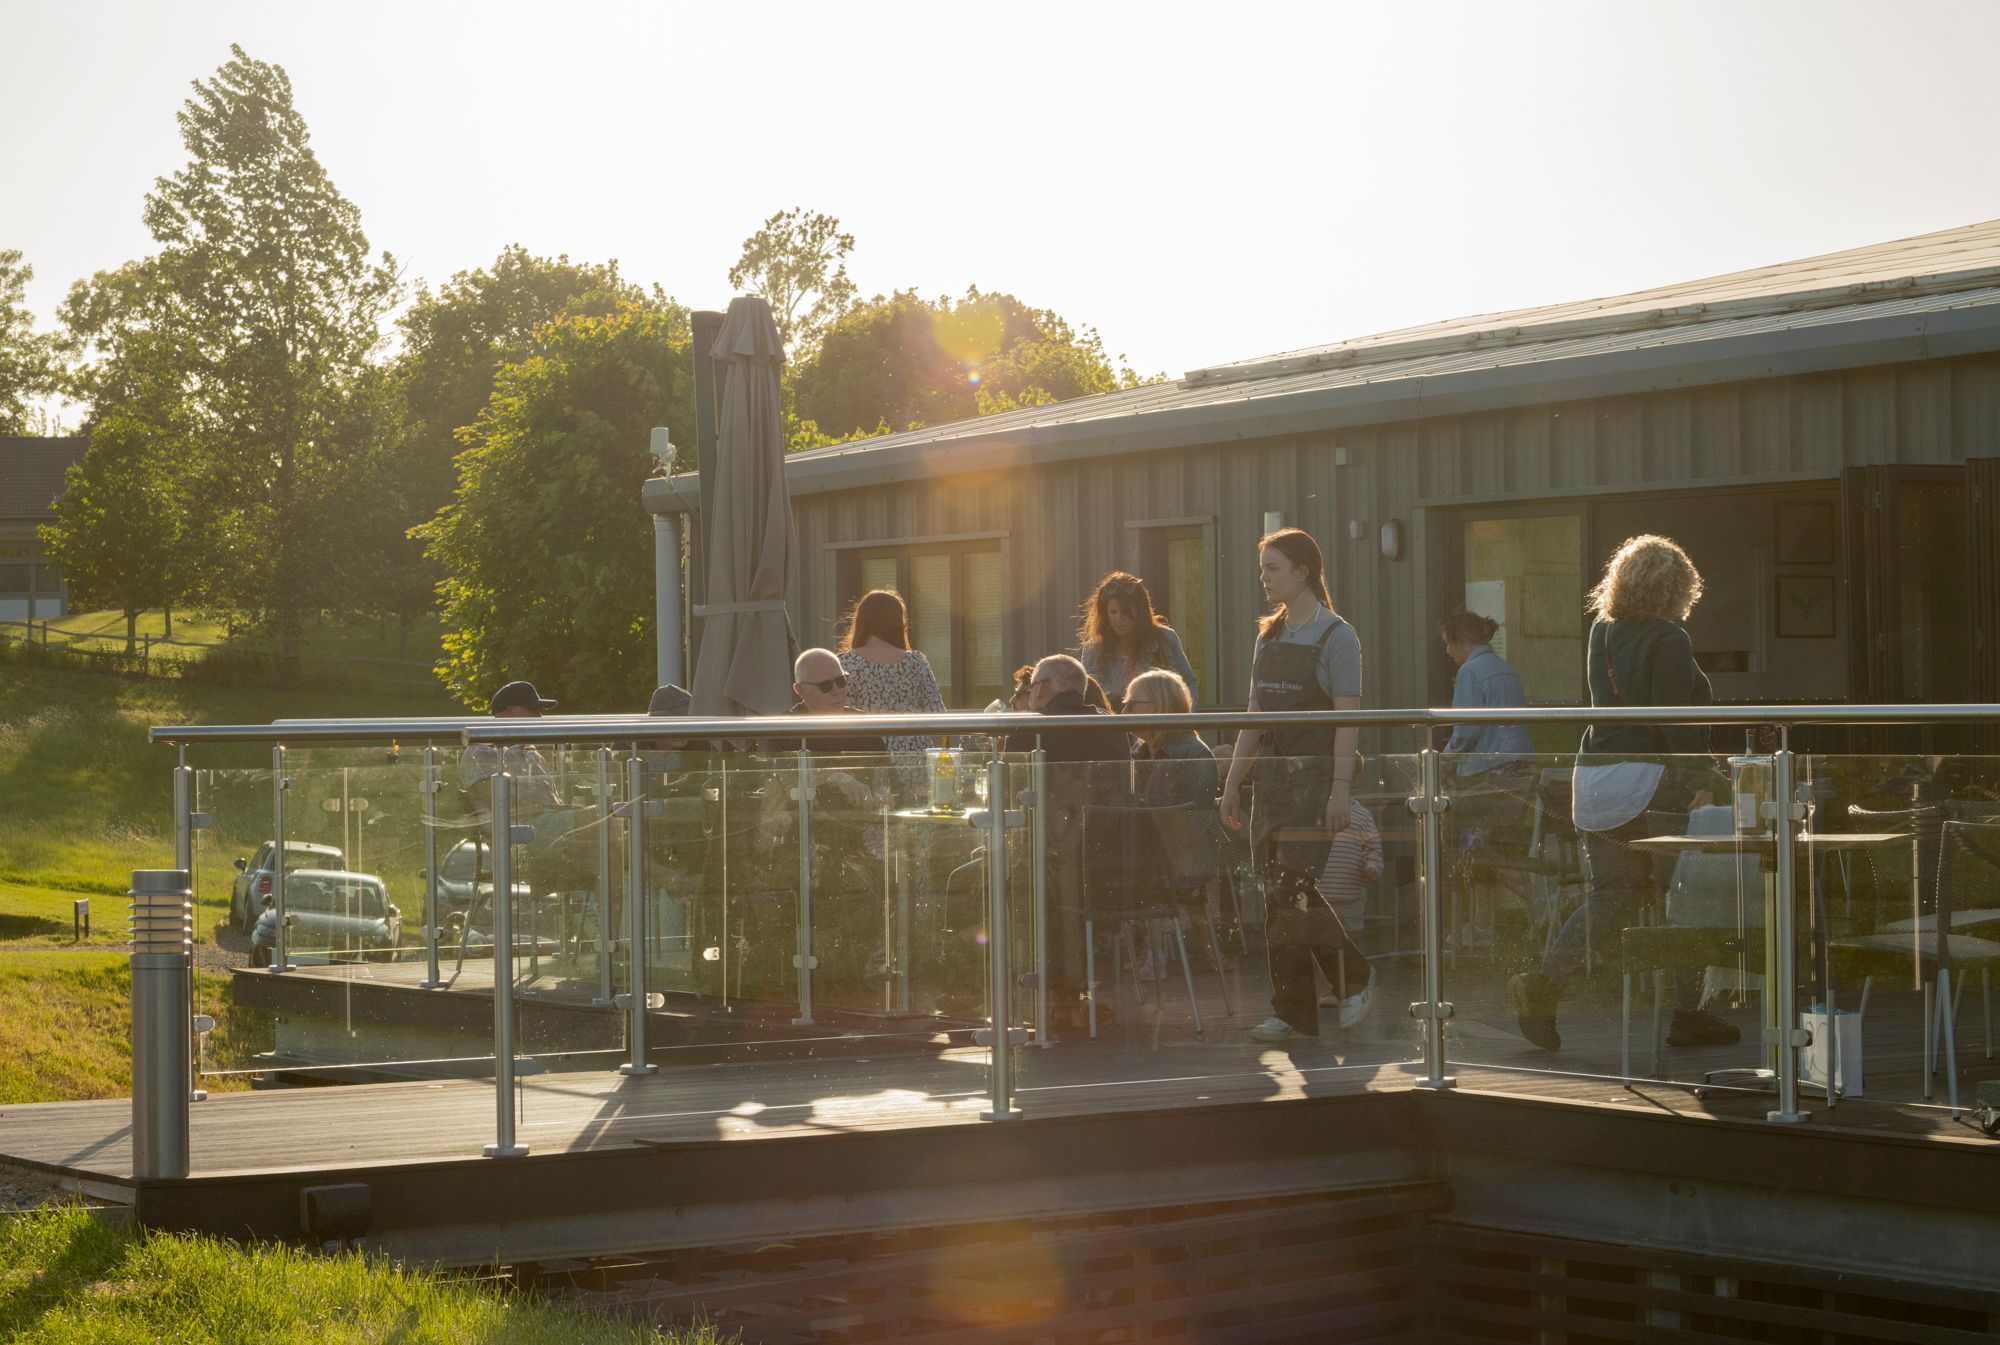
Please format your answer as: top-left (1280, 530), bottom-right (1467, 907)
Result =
top-left (0, 1206), bottom-right (721, 1343)
top-left (0, 652), bottom-right (466, 1103)
top-left (0, 953), bottom-right (271, 1103)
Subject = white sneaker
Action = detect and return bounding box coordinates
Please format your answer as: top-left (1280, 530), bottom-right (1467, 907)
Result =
top-left (1249, 1016), bottom-right (1311, 1043)
top-left (1338, 971), bottom-right (1377, 1031)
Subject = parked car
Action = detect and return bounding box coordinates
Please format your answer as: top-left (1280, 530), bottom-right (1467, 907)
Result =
top-left (424, 838), bottom-right (533, 912)
top-left (230, 840), bottom-right (345, 932)
top-left (248, 869), bottom-right (402, 965)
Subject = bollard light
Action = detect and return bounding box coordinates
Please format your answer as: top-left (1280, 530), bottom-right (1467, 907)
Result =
top-left (130, 869), bottom-right (193, 1180)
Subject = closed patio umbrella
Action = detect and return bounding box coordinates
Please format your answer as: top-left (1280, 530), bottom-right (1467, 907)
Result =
top-left (690, 295), bottom-right (798, 717)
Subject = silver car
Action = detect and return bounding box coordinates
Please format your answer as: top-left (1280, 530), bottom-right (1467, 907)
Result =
top-left (249, 869), bottom-right (402, 965)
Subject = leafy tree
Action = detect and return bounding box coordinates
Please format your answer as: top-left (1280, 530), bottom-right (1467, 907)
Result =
top-left (727, 208), bottom-right (856, 354)
top-left (789, 287), bottom-right (1149, 441)
top-left (42, 259), bottom-right (198, 644)
top-left (141, 45), bottom-right (399, 663)
top-left (0, 250), bottom-right (62, 433)
top-left (41, 412), bottom-right (190, 652)
top-left (420, 304), bottom-right (695, 710)
top-left (386, 248), bottom-right (682, 648)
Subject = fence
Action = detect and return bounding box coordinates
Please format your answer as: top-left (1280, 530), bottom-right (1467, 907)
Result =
top-left (131, 701), bottom-right (2000, 1172)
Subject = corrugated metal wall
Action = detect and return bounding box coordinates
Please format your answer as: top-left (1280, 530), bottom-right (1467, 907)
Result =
top-left (785, 352), bottom-right (2000, 717)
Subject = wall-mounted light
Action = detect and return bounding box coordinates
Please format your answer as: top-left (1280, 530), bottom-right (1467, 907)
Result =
top-left (1380, 520), bottom-right (1405, 562)
top-left (1347, 520), bottom-right (1368, 541)
top-left (1262, 511), bottom-right (1286, 535)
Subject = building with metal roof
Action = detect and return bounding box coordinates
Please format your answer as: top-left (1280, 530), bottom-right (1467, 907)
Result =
top-left (0, 435), bottom-right (84, 622)
top-left (651, 220), bottom-right (2000, 730)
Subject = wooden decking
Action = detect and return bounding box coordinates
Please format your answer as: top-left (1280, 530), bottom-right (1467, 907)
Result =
top-left (7, 945), bottom-right (1995, 1192)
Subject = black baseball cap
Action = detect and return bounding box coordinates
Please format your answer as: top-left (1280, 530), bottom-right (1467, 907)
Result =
top-left (489, 680), bottom-right (556, 714)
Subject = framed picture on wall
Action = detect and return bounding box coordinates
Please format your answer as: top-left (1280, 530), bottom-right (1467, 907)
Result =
top-left (1776, 574), bottom-right (1837, 638)
top-left (1774, 502), bottom-right (1836, 566)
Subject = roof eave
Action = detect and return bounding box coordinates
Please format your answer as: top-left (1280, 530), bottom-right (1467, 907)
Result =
top-left (642, 302), bottom-right (2000, 513)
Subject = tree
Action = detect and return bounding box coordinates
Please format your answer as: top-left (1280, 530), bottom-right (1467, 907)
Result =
top-left (788, 287), bottom-right (1150, 441)
top-left (0, 250), bottom-right (62, 433)
top-left (727, 208), bottom-right (856, 355)
top-left (420, 304), bottom-right (695, 710)
top-left (142, 45), bottom-right (400, 663)
top-left (43, 259), bottom-right (199, 644)
top-left (41, 411), bottom-right (190, 652)
top-left (383, 248), bottom-right (685, 646)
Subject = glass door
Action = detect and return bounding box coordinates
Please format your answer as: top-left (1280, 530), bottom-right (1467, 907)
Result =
top-left (1457, 506), bottom-right (1588, 707)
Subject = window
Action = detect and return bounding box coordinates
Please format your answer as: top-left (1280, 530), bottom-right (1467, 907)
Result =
top-left (1134, 522), bottom-right (1216, 704)
top-left (841, 542), bottom-right (1006, 708)
top-left (1461, 511), bottom-right (1585, 704)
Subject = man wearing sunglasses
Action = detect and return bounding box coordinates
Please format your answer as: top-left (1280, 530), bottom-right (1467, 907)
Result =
top-left (786, 647), bottom-right (887, 757)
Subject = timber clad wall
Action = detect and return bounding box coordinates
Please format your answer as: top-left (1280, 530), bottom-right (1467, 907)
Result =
top-left (785, 352), bottom-right (2000, 721)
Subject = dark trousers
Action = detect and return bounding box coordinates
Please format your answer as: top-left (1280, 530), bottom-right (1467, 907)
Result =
top-left (1548, 811), bottom-right (1697, 1011)
top-left (1263, 865), bottom-right (1370, 1036)
top-left (1254, 768), bottom-right (1368, 1036)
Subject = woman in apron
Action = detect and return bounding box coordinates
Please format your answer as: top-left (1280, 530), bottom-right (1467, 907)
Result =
top-left (1220, 528), bottom-right (1371, 1042)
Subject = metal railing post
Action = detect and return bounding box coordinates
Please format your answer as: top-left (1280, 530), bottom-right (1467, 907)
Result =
top-left (1768, 743), bottom-right (1809, 1124)
top-left (130, 868), bottom-right (192, 1180)
top-left (982, 755), bottom-right (1022, 1120)
top-left (172, 759), bottom-right (207, 1103)
top-left (1030, 745), bottom-right (1051, 1048)
top-left (593, 748), bottom-right (616, 1007)
top-left (621, 754), bottom-right (657, 1075)
top-left (173, 762), bottom-right (194, 873)
top-left (268, 744), bottom-right (294, 973)
top-left (1409, 747), bottom-right (1455, 1090)
top-left (484, 773), bottom-right (528, 1156)
top-left (419, 746), bottom-right (444, 989)
top-left (792, 750), bottom-right (817, 1027)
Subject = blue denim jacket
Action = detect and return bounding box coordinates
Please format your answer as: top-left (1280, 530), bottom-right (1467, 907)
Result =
top-left (1444, 644), bottom-right (1534, 775)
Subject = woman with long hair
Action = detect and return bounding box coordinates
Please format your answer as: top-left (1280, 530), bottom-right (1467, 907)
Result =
top-left (1509, 535), bottom-right (1736, 1052)
top-left (1218, 528), bottom-right (1372, 1043)
top-left (1078, 572), bottom-right (1199, 709)
top-left (836, 589), bottom-right (945, 797)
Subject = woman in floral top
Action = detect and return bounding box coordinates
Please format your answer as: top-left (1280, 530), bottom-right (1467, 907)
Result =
top-left (837, 589), bottom-right (945, 799)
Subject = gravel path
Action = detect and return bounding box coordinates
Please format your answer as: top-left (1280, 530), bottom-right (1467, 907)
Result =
top-left (0, 1162), bottom-right (74, 1214)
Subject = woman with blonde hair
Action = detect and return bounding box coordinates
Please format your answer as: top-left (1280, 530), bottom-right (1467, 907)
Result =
top-left (1510, 534), bottom-right (1735, 1052)
top-left (1078, 572), bottom-right (1199, 709)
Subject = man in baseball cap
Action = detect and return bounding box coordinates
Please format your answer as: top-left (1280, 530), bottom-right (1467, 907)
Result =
top-left (488, 680), bottom-right (556, 716)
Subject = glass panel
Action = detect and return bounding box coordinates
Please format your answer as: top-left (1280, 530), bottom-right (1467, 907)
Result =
top-left (1802, 752), bottom-right (2000, 1127)
top-left (963, 549), bottom-right (1003, 708)
top-left (504, 748), bottom-right (628, 1068)
top-left (193, 748), bottom-right (493, 1103)
top-left (491, 743), bottom-right (1000, 1150)
top-left (193, 767), bottom-right (279, 1091)
top-left (1440, 752), bottom-right (1773, 1102)
top-left (1165, 534), bottom-right (1208, 701)
top-left (908, 552), bottom-right (954, 699)
top-left (1010, 744), bottom-right (1423, 1116)
top-left (1462, 513), bottom-right (1583, 704)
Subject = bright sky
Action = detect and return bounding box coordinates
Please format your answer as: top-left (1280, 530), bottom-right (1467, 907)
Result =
top-left (8, 0), bottom-right (2000, 384)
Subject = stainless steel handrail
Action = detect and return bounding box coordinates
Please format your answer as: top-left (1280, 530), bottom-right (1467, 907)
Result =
top-left (149, 702), bottom-right (2000, 746)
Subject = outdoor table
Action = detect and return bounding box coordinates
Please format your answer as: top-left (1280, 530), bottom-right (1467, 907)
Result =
top-left (1625, 830), bottom-right (1907, 1108)
top-left (886, 795), bottom-right (1053, 1043)
top-left (884, 806), bottom-right (982, 1015)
